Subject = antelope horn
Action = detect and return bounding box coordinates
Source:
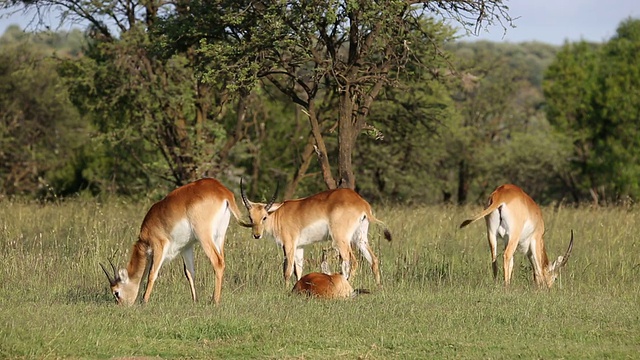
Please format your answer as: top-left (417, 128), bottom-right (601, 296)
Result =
top-left (240, 177), bottom-right (252, 210)
top-left (558, 229), bottom-right (575, 268)
top-left (100, 262), bottom-right (116, 286)
top-left (109, 259), bottom-right (119, 280)
top-left (265, 182), bottom-right (279, 211)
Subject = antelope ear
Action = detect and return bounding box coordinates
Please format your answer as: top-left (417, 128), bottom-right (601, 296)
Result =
top-left (118, 269), bottom-right (129, 284)
top-left (267, 203), bottom-right (283, 213)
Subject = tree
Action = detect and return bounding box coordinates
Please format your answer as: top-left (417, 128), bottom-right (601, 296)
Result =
top-left (4, 0), bottom-right (255, 189)
top-left (449, 41), bottom-right (569, 204)
top-left (543, 40), bottom-right (601, 202)
top-left (0, 31), bottom-right (89, 197)
top-left (544, 18), bottom-right (640, 203)
top-left (355, 19), bottom-right (458, 204)
top-left (589, 18), bottom-right (640, 202)
top-left (158, 0), bottom-right (513, 191)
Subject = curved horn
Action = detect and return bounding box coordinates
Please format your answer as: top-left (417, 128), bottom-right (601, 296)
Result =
top-left (109, 259), bottom-right (119, 280)
top-left (264, 182), bottom-right (279, 211)
top-left (240, 177), bottom-right (252, 210)
top-left (558, 229), bottom-right (574, 268)
top-left (100, 262), bottom-right (116, 286)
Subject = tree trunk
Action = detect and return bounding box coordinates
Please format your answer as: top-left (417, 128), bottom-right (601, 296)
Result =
top-left (308, 101), bottom-right (337, 189)
top-left (337, 93), bottom-right (357, 189)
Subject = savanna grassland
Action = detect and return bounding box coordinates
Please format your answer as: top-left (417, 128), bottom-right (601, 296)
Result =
top-left (1, 198), bottom-right (638, 359)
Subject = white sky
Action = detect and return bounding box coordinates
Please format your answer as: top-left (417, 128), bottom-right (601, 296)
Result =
top-left (459, 0), bottom-right (639, 44)
top-left (1, 1), bottom-right (638, 45)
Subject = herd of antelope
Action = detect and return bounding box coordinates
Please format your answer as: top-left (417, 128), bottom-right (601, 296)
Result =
top-left (101, 178), bottom-right (574, 305)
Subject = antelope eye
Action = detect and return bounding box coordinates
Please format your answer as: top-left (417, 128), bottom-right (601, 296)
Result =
top-left (114, 291), bottom-right (120, 299)
top-left (262, 216), bottom-right (267, 222)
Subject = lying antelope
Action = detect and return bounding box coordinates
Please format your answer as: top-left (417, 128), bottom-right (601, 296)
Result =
top-left (292, 250), bottom-right (369, 299)
top-left (459, 184), bottom-right (574, 288)
top-left (100, 178), bottom-right (247, 305)
top-left (240, 180), bottom-right (391, 286)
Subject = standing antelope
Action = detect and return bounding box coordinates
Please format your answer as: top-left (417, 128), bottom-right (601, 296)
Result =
top-left (240, 180), bottom-right (392, 286)
top-left (459, 184), bottom-right (574, 288)
top-left (292, 250), bottom-right (369, 299)
top-left (100, 178), bottom-right (247, 305)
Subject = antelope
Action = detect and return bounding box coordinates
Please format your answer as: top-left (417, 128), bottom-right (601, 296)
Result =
top-left (240, 180), bottom-right (392, 286)
top-left (292, 250), bottom-right (369, 299)
top-left (100, 178), bottom-right (248, 306)
top-left (459, 184), bottom-right (574, 288)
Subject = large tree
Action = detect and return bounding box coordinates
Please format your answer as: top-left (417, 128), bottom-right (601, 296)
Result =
top-left (158, 0), bottom-right (513, 191)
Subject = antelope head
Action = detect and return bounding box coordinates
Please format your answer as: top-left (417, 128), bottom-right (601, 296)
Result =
top-left (240, 178), bottom-right (280, 240)
top-left (544, 230), bottom-right (575, 288)
top-left (100, 260), bottom-right (139, 306)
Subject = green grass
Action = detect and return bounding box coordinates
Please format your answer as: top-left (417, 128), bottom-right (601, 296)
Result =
top-left (1, 199), bottom-right (639, 359)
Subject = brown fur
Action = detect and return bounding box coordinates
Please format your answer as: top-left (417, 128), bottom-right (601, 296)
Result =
top-left (460, 184), bottom-right (574, 288)
top-left (102, 178), bottom-right (245, 306)
top-left (242, 187), bottom-right (391, 286)
top-left (292, 272), bottom-right (355, 299)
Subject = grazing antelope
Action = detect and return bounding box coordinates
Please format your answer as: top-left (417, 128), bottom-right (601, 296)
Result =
top-left (100, 178), bottom-right (248, 306)
top-left (459, 184), bottom-right (574, 288)
top-left (292, 250), bottom-right (369, 299)
top-left (240, 180), bottom-right (392, 286)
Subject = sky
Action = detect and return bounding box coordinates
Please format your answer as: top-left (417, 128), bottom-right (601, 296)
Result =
top-left (458, 0), bottom-right (639, 44)
top-left (0, 1), bottom-right (638, 45)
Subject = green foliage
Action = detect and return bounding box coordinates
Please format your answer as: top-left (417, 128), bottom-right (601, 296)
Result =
top-left (446, 41), bottom-right (568, 204)
top-left (544, 18), bottom-right (640, 203)
top-left (157, 0), bottom-right (512, 190)
top-left (591, 19), bottom-right (640, 199)
top-left (0, 25), bottom-right (86, 56)
top-left (3, 4), bottom-right (639, 207)
top-left (356, 19), bottom-right (458, 204)
top-left (0, 30), bottom-right (92, 197)
top-left (1, 200), bottom-right (639, 358)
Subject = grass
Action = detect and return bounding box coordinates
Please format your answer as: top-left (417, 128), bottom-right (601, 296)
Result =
top-left (0, 198), bottom-right (639, 359)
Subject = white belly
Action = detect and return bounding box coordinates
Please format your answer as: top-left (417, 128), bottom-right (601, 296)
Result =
top-left (164, 218), bottom-right (196, 262)
top-left (517, 219), bottom-right (535, 252)
top-left (297, 220), bottom-right (330, 246)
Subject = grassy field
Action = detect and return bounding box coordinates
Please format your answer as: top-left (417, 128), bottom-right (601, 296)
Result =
top-left (0, 198), bottom-right (639, 359)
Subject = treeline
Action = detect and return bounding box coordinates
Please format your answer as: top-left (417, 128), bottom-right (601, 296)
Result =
top-left (0, 4), bottom-right (638, 206)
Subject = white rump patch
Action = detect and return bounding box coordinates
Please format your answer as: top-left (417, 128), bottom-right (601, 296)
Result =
top-left (490, 203), bottom-right (536, 254)
top-left (210, 201), bottom-right (232, 254)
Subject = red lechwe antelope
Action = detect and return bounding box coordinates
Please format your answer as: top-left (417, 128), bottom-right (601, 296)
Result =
top-left (240, 180), bottom-right (392, 286)
top-left (459, 184), bottom-right (574, 288)
top-left (292, 250), bottom-right (369, 299)
top-left (100, 178), bottom-right (247, 305)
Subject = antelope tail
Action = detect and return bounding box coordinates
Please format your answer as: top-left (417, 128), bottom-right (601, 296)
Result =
top-left (459, 201), bottom-right (502, 229)
top-left (368, 212), bottom-right (392, 242)
top-left (228, 198), bottom-right (252, 228)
